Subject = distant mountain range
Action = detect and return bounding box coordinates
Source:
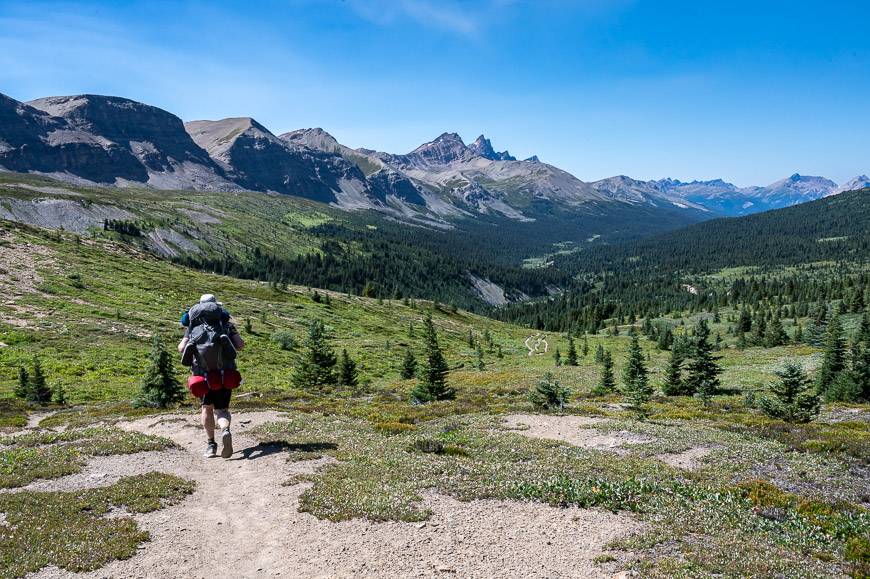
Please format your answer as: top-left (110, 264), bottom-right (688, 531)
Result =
top-left (589, 173), bottom-right (870, 216)
top-left (1, 91), bottom-right (866, 224)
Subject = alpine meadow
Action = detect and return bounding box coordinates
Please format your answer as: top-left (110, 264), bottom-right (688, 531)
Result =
top-left (0, 2), bottom-right (869, 578)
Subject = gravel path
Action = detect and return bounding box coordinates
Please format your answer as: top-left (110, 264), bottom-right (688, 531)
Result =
top-left (28, 410), bottom-right (641, 578)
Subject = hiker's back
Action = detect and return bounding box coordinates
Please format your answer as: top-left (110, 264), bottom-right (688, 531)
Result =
top-left (183, 302), bottom-right (236, 372)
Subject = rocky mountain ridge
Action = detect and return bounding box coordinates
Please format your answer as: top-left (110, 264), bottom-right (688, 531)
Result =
top-left (1, 91), bottom-right (865, 222)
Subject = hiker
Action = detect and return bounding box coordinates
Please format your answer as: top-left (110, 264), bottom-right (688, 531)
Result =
top-left (178, 294), bottom-right (245, 459)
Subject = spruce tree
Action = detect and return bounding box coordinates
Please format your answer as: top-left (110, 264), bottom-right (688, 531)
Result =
top-left (135, 336), bottom-right (183, 408)
top-left (738, 308), bottom-right (752, 333)
top-left (815, 316), bottom-right (847, 396)
top-left (657, 327), bottom-right (674, 351)
top-left (582, 334), bottom-right (589, 357)
top-left (338, 349), bottom-right (359, 389)
top-left (28, 356), bottom-right (52, 404)
top-left (566, 336), bottom-right (578, 366)
top-left (825, 370), bottom-right (862, 403)
top-left (528, 371), bottom-right (570, 410)
top-left (400, 348), bottom-right (417, 379)
top-left (410, 313), bottom-right (454, 403)
top-left (53, 383), bottom-right (67, 405)
top-left (592, 350), bottom-right (616, 395)
top-left (759, 363), bottom-right (821, 423)
top-left (622, 335), bottom-right (653, 417)
top-left (661, 348), bottom-right (686, 396)
top-left (476, 343), bottom-right (486, 371)
top-left (765, 315), bottom-right (788, 347)
top-left (808, 303), bottom-right (829, 345)
top-left (292, 319), bottom-right (338, 389)
top-left (14, 367), bottom-right (30, 400)
top-left (553, 348), bottom-right (562, 367)
top-left (684, 319), bottom-right (722, 396)
top-left (594, 343), bottom-right (605, 363)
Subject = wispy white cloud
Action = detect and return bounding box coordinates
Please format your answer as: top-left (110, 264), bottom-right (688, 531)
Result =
top-left (346, 0), bottom-right (497, 37)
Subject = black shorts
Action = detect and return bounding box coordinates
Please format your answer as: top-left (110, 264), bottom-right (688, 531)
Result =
top-left (199, 388), bottom-right (231, 410)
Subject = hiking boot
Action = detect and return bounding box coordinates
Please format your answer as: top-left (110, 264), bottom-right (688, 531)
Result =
top-left (220, 428), bottom-right (233, 458)
top-left (204, 441), bottom-right (218, 458)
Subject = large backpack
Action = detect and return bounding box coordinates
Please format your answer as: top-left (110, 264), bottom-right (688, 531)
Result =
top-left (181, 302), bottom-right (236, 372)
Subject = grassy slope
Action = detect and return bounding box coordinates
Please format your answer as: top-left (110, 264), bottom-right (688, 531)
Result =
top-left (0, 171), bottom-right (339, 261)
top-left (0, 218), bottom-right (829, 408)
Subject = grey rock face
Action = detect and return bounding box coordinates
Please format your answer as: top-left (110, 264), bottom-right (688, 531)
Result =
top-left (0, 92), bottom-right (144, 183)
top-left (467, 135), bottom-right (516, 161)
top-left (187, 117), bottom-right (371, 205)
top-left (0, 92), bottom-right (236, 189)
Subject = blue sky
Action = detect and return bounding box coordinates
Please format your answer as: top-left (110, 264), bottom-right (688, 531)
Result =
top-left (0, 0), bottom-right (868, 186)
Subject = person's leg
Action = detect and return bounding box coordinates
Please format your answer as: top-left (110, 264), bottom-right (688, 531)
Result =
top-left (215, 389), bottom-right (233, 458)
top-left (215, 408), bottom-right (231, 431)
top-left (201, 404), bottom-right (216, 440)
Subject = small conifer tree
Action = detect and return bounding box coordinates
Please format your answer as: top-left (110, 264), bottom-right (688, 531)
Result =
top-left (338, 349), bottom-right (359, 389)
top-left (410, 313), bottom-right (454, 403)
top-left (661, 348), bottom-right (686, 395)
top-left (759, 363), bottom-right (820, 423)
top-left (592, 350), bottom-right (616, 395)
top-left (528, 371), bottom-right (570, 410)
top-left (14, 366), bottom-right (30, 400)
top-left (582, 334), bottom-right (589, 357)
top-left (622, 335), bottom-right (653, 417)
top-left (135, 336), bottom-right (184, 408)
top-left (292, 319), bottom-right (338, 389)
top-left (816, 316), bottom-right (847, 397)
top-left (684, 319), bottom-right (722, 396)
top-left (566, 336), bottom-right (578, 366)
top-left (29, 356), bottom-right (52, 404)
top-left (53, 383), bottom-right (67, 405)
top-left (553, 348), bottom-right (562, 367)
top-left (400, 348), bottom-right (418, 379)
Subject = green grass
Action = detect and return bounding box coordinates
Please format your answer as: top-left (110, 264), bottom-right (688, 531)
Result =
top-left (0, 472), bottom-right (194, 578)
top-left (0, 426), bottom-right (175, 488)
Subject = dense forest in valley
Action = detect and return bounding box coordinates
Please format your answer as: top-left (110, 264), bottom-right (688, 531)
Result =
top-left (497, 189), bottom-right (870, 332)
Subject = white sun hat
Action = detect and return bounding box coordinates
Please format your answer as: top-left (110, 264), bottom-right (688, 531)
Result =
top-left (200, 294), bottom-right (217, 303)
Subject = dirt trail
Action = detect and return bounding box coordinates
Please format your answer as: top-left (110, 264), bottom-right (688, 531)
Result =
top-left (31, 411), bottom-right (640, 578)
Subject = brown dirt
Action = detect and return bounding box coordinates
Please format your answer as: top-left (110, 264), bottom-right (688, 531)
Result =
top-left (502, 414), bottom-right (655, 455)
top-left (654, 446), bottom-right (717, 471)
top-left (27, 410), bottom-right (642, 578)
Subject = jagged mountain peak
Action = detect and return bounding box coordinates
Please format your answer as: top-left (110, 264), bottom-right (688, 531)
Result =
top-left (467, 134), bottom-right (516, 161)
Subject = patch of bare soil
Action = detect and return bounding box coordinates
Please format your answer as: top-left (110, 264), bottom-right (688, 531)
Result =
top-left (28, 410), bottom-right (641, 578)
top-left (503, 414), bottom-right (655, 455)
top-left (655, 446), bottom-right (717, 471)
